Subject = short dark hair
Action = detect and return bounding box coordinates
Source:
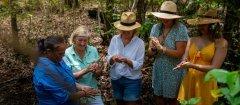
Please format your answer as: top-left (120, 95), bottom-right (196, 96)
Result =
top-left (37, 35), bottom-right (65, 53)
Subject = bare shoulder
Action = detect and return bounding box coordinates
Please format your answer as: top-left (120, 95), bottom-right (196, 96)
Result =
top-left (189, 36), bottom-right (199, 43)
top-left (215, 38), bottom-right (228, 48)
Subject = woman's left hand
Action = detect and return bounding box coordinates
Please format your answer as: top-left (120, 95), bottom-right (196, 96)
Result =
top-left (92, 63), bottom-right (103, 75)
top-left (89, 63), bottom-right (99, 71)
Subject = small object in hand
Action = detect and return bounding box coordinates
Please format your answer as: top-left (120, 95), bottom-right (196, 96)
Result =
top-left (151, 47), bottom-right (157, 52)
top-left (173, 66), bottom-right (180, 70)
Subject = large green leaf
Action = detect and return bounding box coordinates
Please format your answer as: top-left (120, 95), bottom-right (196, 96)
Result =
top-left (227, 72), bottom-right (240, 97)
top-left (204, 69), bottom-right (229, 83)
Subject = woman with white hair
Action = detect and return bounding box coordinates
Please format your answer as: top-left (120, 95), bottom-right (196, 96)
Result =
top-left (63, 26), bottom-right (104, 105)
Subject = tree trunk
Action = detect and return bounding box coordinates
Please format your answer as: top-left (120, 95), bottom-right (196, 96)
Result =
top-left (100, 0), bottom-right (114, 45)
top-left (105, 0), bottom-right (114, 30)
top-left (11, 14), bottom-right (18, 40)
top-left (9, 0), bottom-right (20, 51)
top-left (65, 0), bottom-right (73, 8)
top-left (73, 0), bottom-right (79, 8)
top-left (223, 0), bottom-right (240, 70)
top-left (136, 0), bottom-right (148, 23)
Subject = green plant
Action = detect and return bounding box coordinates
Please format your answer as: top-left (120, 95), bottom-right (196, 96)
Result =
top-left (205, 69), bottom-right (240, 105)
top-left (180, 97), bottom-right (201, 105)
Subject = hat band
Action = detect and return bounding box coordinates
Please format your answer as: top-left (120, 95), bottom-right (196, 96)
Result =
top-left (160, 10), bottom-right (177, 15)
top-left (120, 22), bottom-right (136, 26)
top-left (200, 15), bottom-right (217, 19)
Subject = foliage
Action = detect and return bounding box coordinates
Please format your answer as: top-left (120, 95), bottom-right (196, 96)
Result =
top-left (0, 0), bottom-right (35, 19)
top-left (138, 15), bottom-right (156, 42)
top-left (180, 97), bottom-right (201, 105)
top-left (205, 69), bottom-right (240, 105)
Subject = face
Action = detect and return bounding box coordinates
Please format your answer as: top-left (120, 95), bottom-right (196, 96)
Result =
top-left (198, 24), bottom-right (209, 34)
top-left (161, 19), bottom-right (174, 27)
top-left (74, 36), bottom-right (88, 49)
top-left (49, 43), bottom-right (67, 62)
top-left (119, 30), bottom-right (135, 38)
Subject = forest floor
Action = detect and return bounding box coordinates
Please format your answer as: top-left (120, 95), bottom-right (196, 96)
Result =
top-left (0, 2), bottom-right (154, 105)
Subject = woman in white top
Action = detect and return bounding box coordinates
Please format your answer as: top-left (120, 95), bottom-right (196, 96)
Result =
top-left (107, 12), bottom-right (145, 105)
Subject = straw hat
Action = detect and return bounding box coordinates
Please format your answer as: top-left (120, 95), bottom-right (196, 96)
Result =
top-left (151, 1), bottom-right (182, 19)
top-left (69, 26), bottom-right (90, 44)
top-left (114, 12), bottom-right (141, 31)
top-left (187, 9), bottom-right (221, 25)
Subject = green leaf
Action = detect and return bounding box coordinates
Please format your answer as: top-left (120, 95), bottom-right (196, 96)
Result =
top-left (187, 97), bottom-right (201, 105)
top-left (220, 88), bottom-right (230, 95)
top-left (180, 97), bottom-right (201, 105)
top-left (227, 72), bottom-right (240, 96)
top-left (204, 69), bottom-right (229, 83)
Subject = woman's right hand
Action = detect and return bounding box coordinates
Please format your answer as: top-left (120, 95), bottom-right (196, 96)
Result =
top-left (174, 60), bottom-right (192, 70)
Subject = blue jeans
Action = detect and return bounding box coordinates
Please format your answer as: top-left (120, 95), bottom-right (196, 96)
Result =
top-left (111, 77), bottom-right (142, 101)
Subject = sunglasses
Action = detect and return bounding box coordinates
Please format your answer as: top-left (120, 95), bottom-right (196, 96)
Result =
top-left (75, 36), bottom-right (88, 42)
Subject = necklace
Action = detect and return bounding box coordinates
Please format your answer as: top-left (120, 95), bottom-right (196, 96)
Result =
top-left (159, 27), bottom-right (171, 45)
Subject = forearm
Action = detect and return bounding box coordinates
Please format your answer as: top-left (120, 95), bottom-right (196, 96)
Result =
top-left (189, 63), bottom-right (218, 72)
top-left (156, 45), bottom-right (184, 58)
top-left (74, 68), bottom-right (89, 79)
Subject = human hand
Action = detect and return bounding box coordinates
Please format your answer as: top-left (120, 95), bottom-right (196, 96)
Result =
top-left (150, 37), bottom-right (164, 52)
top-left (81, 85), bottom-right (100, 97)
top-left (111, 55), bottom-right (124, 63)
top-left (91, 62), bottom-right (102, 76)
top-left (173, 60), bottom-right (191, 70)
top-left (88, 63), bottom-right (99, 72)
top-left (150, 37), bottom-right (160, 47)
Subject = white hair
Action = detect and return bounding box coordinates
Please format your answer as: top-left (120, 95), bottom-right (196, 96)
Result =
top-left (69, 26), bottom-right (90, 44)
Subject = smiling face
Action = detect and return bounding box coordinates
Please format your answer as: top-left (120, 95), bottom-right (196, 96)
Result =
top-left (73, 36), bottom-right (89, 50)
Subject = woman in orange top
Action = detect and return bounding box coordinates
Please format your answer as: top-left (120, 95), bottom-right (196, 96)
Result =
top-left (176, 9), bottom-right (228, 105)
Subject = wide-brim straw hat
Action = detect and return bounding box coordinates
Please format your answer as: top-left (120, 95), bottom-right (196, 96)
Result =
top-left (114, 12), bottom-right (141, 31)
top-left (151, 1), bottom-right (182, 19)
top-left (187, 9), bottom-right (221, 25)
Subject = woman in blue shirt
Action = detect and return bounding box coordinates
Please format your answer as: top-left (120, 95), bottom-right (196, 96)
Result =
top-left (33, 35), bottom-right (99, 105)
top-left (64, 26), bottom-right (104, 105)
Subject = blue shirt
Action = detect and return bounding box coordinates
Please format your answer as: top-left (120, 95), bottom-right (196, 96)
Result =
top-left (33, 57), bottom-right (77, 105)
top-left (107, 35), bottom-right (145, 80)
top-left (63, 45), bottom-right (99, 89)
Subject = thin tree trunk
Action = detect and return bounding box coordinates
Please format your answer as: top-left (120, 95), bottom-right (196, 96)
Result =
top-left (73, 0), bottom-right (79, 8)
top-left (9, 0), bottom-right (20, 51)
top-left (105, 0), bottom-right (114, 30)
top-left (136, 0), bottom-right (148, 23)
